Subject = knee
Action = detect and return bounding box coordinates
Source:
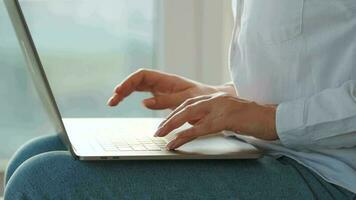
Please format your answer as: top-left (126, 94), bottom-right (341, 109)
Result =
top-left (5, 135), bottom-right (63, 184)
top-left (4, 151), bottom-right (74, 200)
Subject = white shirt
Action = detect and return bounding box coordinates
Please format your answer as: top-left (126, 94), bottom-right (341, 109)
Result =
top-left (230, 0), bottom-right (356, 193)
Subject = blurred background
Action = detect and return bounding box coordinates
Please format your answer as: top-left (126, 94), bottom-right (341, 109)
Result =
top-left (0, 0), bottom-right (234, 179)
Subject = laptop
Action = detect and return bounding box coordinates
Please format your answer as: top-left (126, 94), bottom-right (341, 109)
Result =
top-left (4, 0), bottom-right (261, 160)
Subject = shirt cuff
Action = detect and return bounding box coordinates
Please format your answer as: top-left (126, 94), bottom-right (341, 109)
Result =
top-left (276, 97), bottom-right (308, 148)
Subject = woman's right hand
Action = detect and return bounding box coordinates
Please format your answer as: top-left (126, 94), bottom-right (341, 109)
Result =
top-left (107, 68), bottom-right (236, 110)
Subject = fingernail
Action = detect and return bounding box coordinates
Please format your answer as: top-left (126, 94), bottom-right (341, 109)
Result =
top-left (154, 128), bottom-right (163, 137)
top-left (107, 97), bottom-right (114, 106)
top-left (158, 120), bottom-right (166, 129)
top-left (167, 141), bottom-right (175, 150)
top-left (143, 99), bottom-right (156, 107)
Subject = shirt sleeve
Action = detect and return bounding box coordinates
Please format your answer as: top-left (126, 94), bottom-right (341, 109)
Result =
top-left (276, 80), bottom-right (356, 149)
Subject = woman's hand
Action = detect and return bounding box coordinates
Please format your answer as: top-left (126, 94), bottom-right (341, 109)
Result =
top-left (154, 93), bottom-right (278, 150)
top-left (108, 68), bottom-right (236, 110)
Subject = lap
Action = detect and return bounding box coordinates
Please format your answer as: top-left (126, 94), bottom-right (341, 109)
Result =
top-left (4, 135), bottom-right (354, 200)
top-left (4, 134), bottom-right (66, 184)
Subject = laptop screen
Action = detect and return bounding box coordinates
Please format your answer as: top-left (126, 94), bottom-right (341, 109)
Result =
top-left (4, 0), bottom-right (72, 150)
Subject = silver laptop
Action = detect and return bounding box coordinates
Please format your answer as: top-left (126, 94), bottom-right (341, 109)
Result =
top-left (4, 0), bottom-right (261, 160)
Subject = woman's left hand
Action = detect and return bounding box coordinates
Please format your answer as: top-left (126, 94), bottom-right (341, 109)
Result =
top-left (154, 92), bottom-right (278, 150)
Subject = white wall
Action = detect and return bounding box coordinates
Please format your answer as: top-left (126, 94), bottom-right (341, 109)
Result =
top-left (158, 0), bottom-right (234, 85)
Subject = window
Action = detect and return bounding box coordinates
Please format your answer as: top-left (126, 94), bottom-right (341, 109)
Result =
top-left (0, 0), bottom-right (158, 168)
top-left (21, 0), bottom-right (158, 118)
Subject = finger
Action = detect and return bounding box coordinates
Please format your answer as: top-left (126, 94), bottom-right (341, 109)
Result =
top-left (188, 119), bottom-right (200, 125)
top-left (155, 100), bottom-right (210, 137)
top-left (166, 120), bottom-right (220, 150)
top-left (109, 69), bottom-right (165, 106)
top-left (157, 95), bottom-right (212, 128)
top-left (166, 126), bottom-right (202, 150)
top-left (108, 70), bottom-right (147, 106)
top-left (107, 93), bottom-right (120, 106)
top-left (142, 90), bottom-right (191, 110)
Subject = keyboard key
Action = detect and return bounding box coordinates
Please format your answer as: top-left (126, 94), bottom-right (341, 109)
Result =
top-left (118, 146), bottom-right (133, 151)
top-left (112, 141), bottom-right (127, 146)
top-left (127, 142), bottom-right (141, 146)
top-left (125, 139), bottom-right (140, 145)
top-left (157, 144), bottom-right (167, 148)
top-left (110, 137), bottom-right (123, 141)
top-left (136, 136), bottom-right (151, 141)
top-left (143, 144), bottom-right (161, 151)
top-left (140, 141), bottom-right (154, 145)
top-left (131, 144), bottom-right (146, 151)
top-left (100, 143), bottom-right (117, 151)
top-left (151, 137), bottom-right (163, 141)
top-left (102, 146), bottom-right (118, 151)
top-left (98, 136), bottom-right (166, 152)
top-left (153, 140), bottom-right (166, 145)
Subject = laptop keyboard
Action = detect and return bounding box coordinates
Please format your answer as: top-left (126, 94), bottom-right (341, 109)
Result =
top-left (98, 135), bottom-right (167, 152)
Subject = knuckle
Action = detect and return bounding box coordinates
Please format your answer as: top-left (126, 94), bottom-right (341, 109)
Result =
top-left (184, 105), bottom-right (194, 113)
top-left (181, 99), bottom-right (189, 107)
top-left (184, 98), bottom-right (195, 106)
top-left (215, 95), bottom-right (234, 105)
top-left (192, 100), bottom-right (210, 114)
top-left (136, 68), bottom-right (149, 74)
top-left (217, 94), bottom-right (229, 101)
top-left (187, 98), bottom-right (195, 104)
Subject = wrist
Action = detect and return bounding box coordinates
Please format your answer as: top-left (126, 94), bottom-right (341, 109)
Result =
top-left (260, 105), bottom-right (278, 141)
top-left (234, 102), bottom-right (278, 141)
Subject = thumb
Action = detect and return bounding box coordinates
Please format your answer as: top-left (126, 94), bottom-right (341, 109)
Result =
top-left (142, 91), bottom-right (190, 110)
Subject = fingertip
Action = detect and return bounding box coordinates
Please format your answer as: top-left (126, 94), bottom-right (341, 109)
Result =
top-left (107, 96), bottom-right (121, 107)
top-left (167, 140), bottom-right (182, 150)
top-left (166, 141), bottom-right (176, 150)
top-left (107, 100), bottom-right (116, 107)
top-left (108, 102), bottom-right (118, 107)
top-left (158, 120), bottom-right (166, 129)
top-left (143, 98), bottom-right (156, 107)
top-left (154, 127), bottom-right (164, 137)
top-left (107, 97), bottom-right (114, 106)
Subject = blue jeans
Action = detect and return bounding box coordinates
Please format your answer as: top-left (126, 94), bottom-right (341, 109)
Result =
top-left (3, 135), bottom-right (355, 200)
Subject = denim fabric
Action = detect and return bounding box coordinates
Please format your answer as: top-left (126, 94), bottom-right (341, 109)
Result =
top-left (4, 135), bottom-right (356, 200)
